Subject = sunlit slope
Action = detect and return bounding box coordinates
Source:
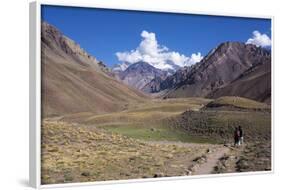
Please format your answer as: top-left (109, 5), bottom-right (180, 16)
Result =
top-left (41, 22), bottom-right (147, 117)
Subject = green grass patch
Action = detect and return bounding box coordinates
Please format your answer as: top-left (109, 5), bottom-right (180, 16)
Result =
top-left (99, 123), bottom-right (218, 144)
top-left (206, 96), bottom-right (270, 110)
top-left (176, 110), bottom-right (271, 143)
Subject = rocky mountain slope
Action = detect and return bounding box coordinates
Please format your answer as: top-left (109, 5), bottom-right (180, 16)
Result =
top-left (41, 22), bottom-right (147, 117)
top-left (208, 61), bottom-right (271, 103)
top-left (151, 42), bottom-right (271, 102)
top-left (142, 66), bottom-right (193, 93)
top-left (115, 61), bottom-right (168, 92)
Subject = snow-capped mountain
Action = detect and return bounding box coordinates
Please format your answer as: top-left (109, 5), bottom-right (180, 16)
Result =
top-left (112, 59), bottom-right (194, 75)
top-left (117, 61), bottom-right (168, 91)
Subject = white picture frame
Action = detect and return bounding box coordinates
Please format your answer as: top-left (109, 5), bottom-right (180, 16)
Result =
top-left (29, 1), bottom-right (274, 188)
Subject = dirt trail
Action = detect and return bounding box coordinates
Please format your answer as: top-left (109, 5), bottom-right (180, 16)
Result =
top-left (193, 146), bottom-right (229, 175)
top-left (148, 141), bottom-right (231, 175)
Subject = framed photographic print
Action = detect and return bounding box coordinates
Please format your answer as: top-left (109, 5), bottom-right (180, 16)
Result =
top-left (29, 1), bottom-right (273, 188)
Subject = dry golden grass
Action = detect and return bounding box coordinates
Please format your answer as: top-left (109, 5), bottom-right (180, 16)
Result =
top-left (41, 121), bottom-right (213, 184)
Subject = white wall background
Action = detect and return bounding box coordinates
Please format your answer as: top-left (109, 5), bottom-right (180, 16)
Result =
top-left (0, 0), bottom-right (280, 189)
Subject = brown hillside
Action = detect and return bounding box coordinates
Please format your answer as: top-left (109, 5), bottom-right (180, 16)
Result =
top-left (208, 62), bottom-right (271, 104)
top-left (41, 22), bottom-right (147, 117)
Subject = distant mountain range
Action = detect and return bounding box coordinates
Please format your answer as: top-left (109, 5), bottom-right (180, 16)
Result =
top-left (115, 41), bottom-right (271, 103)
top-left (41, 22), bottom-right (147, 117)
top-left (112, 59), bottom-right (182, 75)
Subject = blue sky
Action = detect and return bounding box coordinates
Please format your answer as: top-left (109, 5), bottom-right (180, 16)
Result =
top-left (41, 5), bottom-right (271, 68)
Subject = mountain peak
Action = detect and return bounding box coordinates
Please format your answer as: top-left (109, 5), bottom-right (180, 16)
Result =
top-left (160, 41), bottom-right (271, 98)
top-left (116, 61), bottom-right (168, 91)
top-left (124, 61), bottom-right (161, 72)
top-left (112, 60), bottom-right (178, 75)
top-left (199, 41), bottom-right (270, 68)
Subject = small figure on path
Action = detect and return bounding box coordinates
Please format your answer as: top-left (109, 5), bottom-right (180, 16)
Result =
top-left (238, 126), bottom-right (243, 145)
top-left (234, 127), bottom-right (240, 146)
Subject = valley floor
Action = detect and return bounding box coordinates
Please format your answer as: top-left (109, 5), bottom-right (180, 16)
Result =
top-left (41, 97), bottom-right (271, 184)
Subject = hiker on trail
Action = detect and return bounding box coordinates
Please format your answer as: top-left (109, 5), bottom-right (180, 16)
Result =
top-left (238, 126), bottom-right (243, 145)
top-left (234, 127), bottom-right (240, 146)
